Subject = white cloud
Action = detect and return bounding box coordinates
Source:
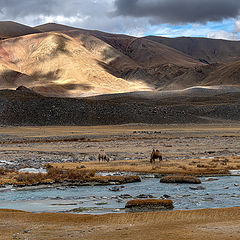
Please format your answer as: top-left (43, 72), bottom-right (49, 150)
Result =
top-left (0, 0), bottom-right (149, 36)
top-left (207, 30), bottom-right (239, 40)
top-left (0, 0), bottom-right (239, 40)
top-left (152, 25), bottom-right (214, 38)
top-left (235, 18), bottom-right (240, 32)
top-left (37, 15), bottom-right (90, 25)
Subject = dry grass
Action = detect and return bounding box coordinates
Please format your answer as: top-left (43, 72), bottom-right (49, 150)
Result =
top-left (160, 175), bottom-right (201, 184)
top-left (125, 199), bottom-right (174, 209)
top-left (0, 167), bottom-right (140, 186)
top-left (51, 156), bottom-right (234, 176)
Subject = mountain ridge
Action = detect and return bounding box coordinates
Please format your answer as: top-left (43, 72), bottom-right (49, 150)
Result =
top-left (0, 21), bottom-right (239, 97)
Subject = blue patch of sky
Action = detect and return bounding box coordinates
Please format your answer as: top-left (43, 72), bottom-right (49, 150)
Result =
top-left (145, 18), bottom-right (236, 38)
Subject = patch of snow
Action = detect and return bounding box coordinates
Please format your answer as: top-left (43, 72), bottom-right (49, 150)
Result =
top-left (229, 170), bottom-right (240, 176)
top-left (19, 168), bottom-right (47, 174)
top-left (0, 160), bottom-right (15, 165)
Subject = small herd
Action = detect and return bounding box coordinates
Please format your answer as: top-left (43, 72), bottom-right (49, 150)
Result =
top-left (98, 148), bottom-right (163, 164)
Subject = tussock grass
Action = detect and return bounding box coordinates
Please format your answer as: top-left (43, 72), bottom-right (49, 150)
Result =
top-left (4, 167), bottom-right (141, 186)
top-left (160, 175), bottom-right (201, 184)
top-left (125, 199), bottom-right (174, 209)
top-left (52, 157), bottom-right (232, 176)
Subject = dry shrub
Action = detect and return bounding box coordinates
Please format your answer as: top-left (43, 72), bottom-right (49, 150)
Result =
top-left (46, 167), bottom-right (95, 181)
top-left (14, 167), bottom-right (96, 185)
top-left (160, 175), bottom-right (201, 184)
top-left (0, 168), bottom-right (5, 175)
top-left (211, 159), bottom-right (220, 163)
top-left (125, 199), bottom-right (174, 209)
top-left (44, 163), bottom-right (53, 169)
top-left (90, 175), bottom-right (141, 184)
top-left (16, 173), bottom-right (45, 185)
top-left (197, 164), bottom-right (208, 168)
top-left (178, 166), bottom-right (187, 170)
top-left (188, 162), bottom-right (196, 166)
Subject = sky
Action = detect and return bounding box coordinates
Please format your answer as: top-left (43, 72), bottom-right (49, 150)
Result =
top-left (0, 0), bottom-right (240, 40)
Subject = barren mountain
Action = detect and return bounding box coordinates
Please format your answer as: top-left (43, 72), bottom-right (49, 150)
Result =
top-left (0, 22), bottom-right (240, 125)
top-left (0, 22), bottom-right (240, 98)
top-left (145, 36), bottom-right (240, 63)
top-left (0, 31), bottom-right (152, 97)
top-left (0, 21), bottom-right (41, 40)
top-left (35, 23), bottom-right (202, 67)
top-left (0, 22), bottom-right (205, 97)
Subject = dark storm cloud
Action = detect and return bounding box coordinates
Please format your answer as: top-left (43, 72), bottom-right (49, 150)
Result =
top-left (0, 0), bottom-right (149, 35)
top-left (114, 0), bottom-right (240, 24)
top-left (0, 0), bottom-right (81, 18)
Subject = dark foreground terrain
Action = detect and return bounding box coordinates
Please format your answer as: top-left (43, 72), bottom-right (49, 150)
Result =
top-left (1, 86), bottom-right (240, 126)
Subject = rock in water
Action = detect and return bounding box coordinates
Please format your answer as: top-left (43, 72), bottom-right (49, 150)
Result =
top-left (109, 186), bottom-right (123, 192)
top-left (136, 194), bottom-right (154, 198)
top-left (189, 186), bottom-right (205, 190)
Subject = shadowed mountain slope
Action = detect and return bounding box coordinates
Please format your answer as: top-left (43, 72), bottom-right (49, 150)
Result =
top-left (1, 87), bottom-right (240, 126)
top-left (145, 36), bottom-right (240, 63)
top-left (0, 31), bottom-right (152, 97)
top-left (0, 21), bottom-right (41, 39)
top-left (0, 22), bottom-right (239, 97)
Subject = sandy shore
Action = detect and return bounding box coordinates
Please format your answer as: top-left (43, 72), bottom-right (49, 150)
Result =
top-left (1, 207), bottom-right (239, 240)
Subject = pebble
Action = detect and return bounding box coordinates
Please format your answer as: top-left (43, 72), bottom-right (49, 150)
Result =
top-left (109, 186), bottom-right (123, 192)
top-left (136, 194), bottom-right (154, 198)
top-left (189, 186), bottom-right (206, 190)
top-left (119, 194), bottom-right (132, 199)
top-left (163, 194), bottom-right (171, 198)
top-left (202, 197), bottom-right (214, 201)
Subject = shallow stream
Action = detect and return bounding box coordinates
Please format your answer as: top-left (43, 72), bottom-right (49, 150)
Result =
top-left (0, 175), bottom-right (239, 214)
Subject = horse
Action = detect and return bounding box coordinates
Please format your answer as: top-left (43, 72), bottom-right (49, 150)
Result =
top-left (150, 149), bottom-right (162, 164)
top-left (98, 149), bottom-right (110, 162)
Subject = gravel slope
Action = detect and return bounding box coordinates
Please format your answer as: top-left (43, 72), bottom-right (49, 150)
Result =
top-left (1, 87), bottom-right (240, 126)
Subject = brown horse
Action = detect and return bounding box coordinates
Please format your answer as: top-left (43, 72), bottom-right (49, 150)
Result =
top-left (150, 149), bottom-right (162, 164)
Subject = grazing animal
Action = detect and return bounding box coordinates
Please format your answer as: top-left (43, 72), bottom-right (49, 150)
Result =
top-left (150, 149), bottom-right (162, 164)
top-left (98, 149), bottom-right (110, 162)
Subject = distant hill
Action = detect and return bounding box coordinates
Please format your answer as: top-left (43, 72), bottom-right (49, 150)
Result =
top-left (0, 21), bottom-right (41, 39)
top-left (145, 36), bottom-right (240, 63)
top-left (0, 30), bottom-right (152, 97)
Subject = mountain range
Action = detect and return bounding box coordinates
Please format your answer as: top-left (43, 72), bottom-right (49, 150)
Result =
top-left (0, 21), bottom-right (240, 97)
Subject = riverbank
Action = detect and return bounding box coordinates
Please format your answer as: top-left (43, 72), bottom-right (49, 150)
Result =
top-left (51, 156), bottom-right (239, 176)
top-left (1, 207), bottom-right (239, 240)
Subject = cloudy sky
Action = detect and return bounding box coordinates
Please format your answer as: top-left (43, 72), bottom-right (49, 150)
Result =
top-left (0, 0), bottom-right (240, 40)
